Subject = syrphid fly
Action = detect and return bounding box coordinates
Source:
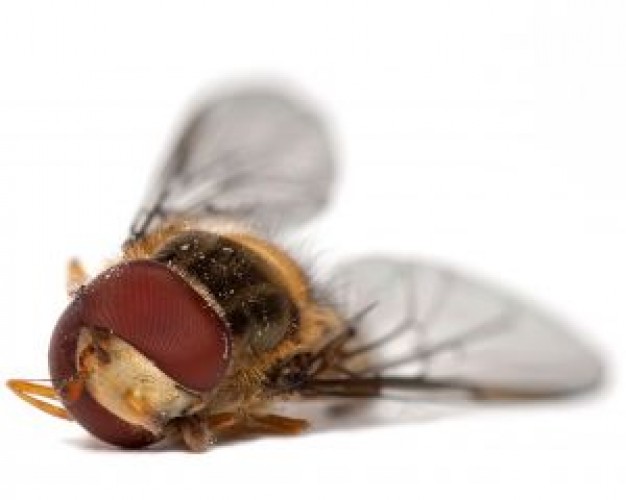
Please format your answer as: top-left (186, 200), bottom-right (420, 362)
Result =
top-left (8, 86), bottom-right (602, 451)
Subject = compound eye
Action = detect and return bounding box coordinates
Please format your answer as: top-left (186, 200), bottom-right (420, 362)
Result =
top-left (49, 260), bottom-right (231, 448)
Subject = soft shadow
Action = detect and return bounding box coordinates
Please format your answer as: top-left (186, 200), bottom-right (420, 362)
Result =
top-left (275, 398), bottom-right (469, 435)
top-left (62, 386), bottom-right (608, 452)
top-left (63, 434), bottom-right (186, 453)
top-left (273, 383), bottom-right (608, 437)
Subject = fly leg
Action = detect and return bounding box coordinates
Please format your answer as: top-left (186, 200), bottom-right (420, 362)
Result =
top-left (247, 413), bottom-right (309, 434)
top-left (210, 413), bottom-right (308, 442)
top-left (6, 379), bottom-right (72, 420)
top-left (67, 258), bottom-right (88, 296)
top-left (173, 412), bottom-right (244, 452)
top-left (177, 412), bottom-right (308, 451)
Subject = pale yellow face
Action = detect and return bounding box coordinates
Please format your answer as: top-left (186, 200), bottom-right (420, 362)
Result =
top-left (76, 328), bottom-right (206, 435)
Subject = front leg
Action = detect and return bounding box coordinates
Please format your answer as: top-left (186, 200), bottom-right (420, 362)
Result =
top-left (66, 258), bottom-right (88, 296)
top-left (175, 412), bottom-right (309, 452)
top-left (6, 379), bottom-right (72, 420)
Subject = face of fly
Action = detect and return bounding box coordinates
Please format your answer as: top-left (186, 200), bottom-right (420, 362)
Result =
top-left (75, 327), bottom-right (206, 435)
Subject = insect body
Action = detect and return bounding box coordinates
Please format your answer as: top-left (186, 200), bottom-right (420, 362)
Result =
top-left (8, 87), bottom-right (602, 451)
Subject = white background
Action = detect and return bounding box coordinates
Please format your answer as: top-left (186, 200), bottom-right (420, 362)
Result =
top-left (0, 1), bottom-right (624, 498)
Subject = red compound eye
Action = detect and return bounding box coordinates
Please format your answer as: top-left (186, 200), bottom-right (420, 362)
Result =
top-left (48, 260), bottom-right (231, 448)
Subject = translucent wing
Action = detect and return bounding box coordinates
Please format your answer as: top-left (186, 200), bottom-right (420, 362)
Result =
top-left (301, 257), bottom-right (602, 401)
top-left (128, 87), bottom-right (335, 240)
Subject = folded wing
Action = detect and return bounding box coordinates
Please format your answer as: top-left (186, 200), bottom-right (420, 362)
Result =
top-left (129, 87), bottom-right (335, 240)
